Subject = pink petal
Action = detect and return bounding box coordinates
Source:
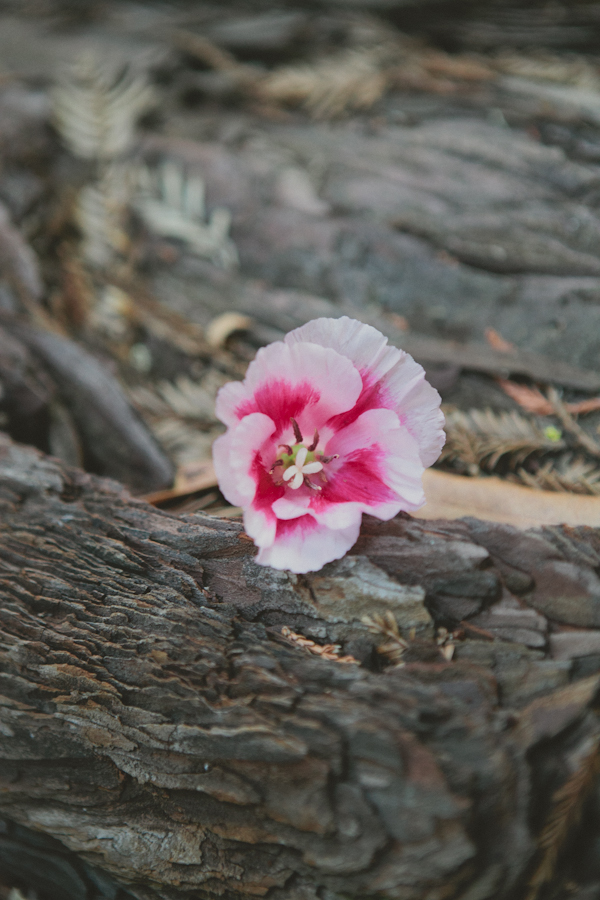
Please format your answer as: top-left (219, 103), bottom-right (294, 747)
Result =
top-left (229, 340), bottom-right (362, 438)
top-left (229, 413), bottom-right (277, 501)
top-left (311, 408), bottom-right (425, 523)
top-left (212, 430), bottom-right (245, 507)
top-left (255, 515), bottom-right (361, 573)
top-left (213, 412), bottom-right (281, 533)
top-left (215, 380), bottom-right (249, 428)
top-left (284, 316), bottom-right (444, 467)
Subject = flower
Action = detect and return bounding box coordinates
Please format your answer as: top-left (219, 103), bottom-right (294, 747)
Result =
top-left (213, 316), bottom-right (445, 573)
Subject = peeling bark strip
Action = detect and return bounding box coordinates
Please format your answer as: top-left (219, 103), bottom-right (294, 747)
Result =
top-left (2, 436), bottom-right (600, 899)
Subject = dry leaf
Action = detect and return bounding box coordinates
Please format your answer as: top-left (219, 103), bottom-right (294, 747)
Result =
top-left (417, 469), bottom-right (600, 528)
top-left (485, 327), bottom-right (514, 353)
top-left (498, 379), bottom-right (600, 417)
top-left (206, 312), bottom-right (252, 349)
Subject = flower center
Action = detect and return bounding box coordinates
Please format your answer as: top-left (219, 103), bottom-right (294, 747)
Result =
top-left (269, 419), bottom-right (338, 491)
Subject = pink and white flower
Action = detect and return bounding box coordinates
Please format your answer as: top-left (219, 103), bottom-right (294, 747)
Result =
top-left (213, 316), bottom-right (445, 573)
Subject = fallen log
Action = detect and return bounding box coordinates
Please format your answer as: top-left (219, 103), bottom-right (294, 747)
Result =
top-left (2, 434), bottom-right (600, 900)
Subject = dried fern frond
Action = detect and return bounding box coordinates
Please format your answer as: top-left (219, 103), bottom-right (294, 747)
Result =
top-left (156, 371), bottom-right (228, 422)
top-left (281, 626), bottom-right (357, 664)
top-left (362, 612), bottom-right (408, 665)
top-left (134, 162), bottom-right (238, 269)
top-left (526, 738), bottom-right (600, 900)
top-left (88, 283), bottom-right (134, 338)
top-left (517, 455), bottom-right (600, 495)
top-left (150, 418), bottom-right (219, 467)
top-left (441, 407), bottom-right (565, 475)
top-left (52, 53), bottom-right (155, 160)
top-left (75, 164), bottom-right (134, 267)
top-left (259, 47), bottom-right (389, 119)
top-left (494, 51), bottom-right (600, 91)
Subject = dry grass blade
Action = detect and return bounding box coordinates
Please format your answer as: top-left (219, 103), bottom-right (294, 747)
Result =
top-left (362, 612), bottom-right (408, 665)
top-left (52, 53), bottom-right (155, 160)
top-left (441, 407), bottom-right (565, 475)
top-left (280, 626), bottom-right (357, 664)
top-left (518, 456), bottom-right (600, 496)
top-left (526, 738), bottom-right (600, 900)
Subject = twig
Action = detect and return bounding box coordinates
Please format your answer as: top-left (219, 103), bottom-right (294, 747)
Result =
top-left (547, 387), bottom-right (600, 459)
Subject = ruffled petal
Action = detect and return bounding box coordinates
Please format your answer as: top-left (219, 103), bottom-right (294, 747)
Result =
top-left (284, 316), bottom-right (444, 467)
top-left (228, 413), bottom-right (277, 501)
top-left (215, 380), bottom-right (250, 428)
top-left (228, 340), bottom-right (362, 438)
top-left (256, 515), bottom-right (361, 573)
top-left (310, 408), bottom-right (425, 523)
top-left (212, 430), bottom-right (245, 508)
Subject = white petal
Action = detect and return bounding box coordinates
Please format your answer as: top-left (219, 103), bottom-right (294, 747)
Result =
top-left (283, 465), bottom-right (298, 481)
top-left (301, 461), bottom-right (323, 474)
top-left (244, 504), bottom-right (277, 549)
top-left (295, 446), bottom-right (308, 468)
top-left (290, 471), bottom-right (304, 489)
top-left (255, 517), bottom-right (361, 573)
top-left (271, 495), bottom-right (311, 519)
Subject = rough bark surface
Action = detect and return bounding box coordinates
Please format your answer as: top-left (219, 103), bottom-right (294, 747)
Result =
top-left (3, 435), bottom-right (600, 900)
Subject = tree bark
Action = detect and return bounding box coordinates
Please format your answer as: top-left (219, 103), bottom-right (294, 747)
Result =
top-left (2, 434), bottom-right (600, 900)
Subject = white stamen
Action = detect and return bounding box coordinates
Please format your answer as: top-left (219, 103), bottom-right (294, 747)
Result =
top-left (282, 451), bottom-right (324, 490)
top-left (296, 447), bottom-right (308, 468)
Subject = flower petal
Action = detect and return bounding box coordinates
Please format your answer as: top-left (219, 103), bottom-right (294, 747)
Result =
top-left (256, 515), bottom-right (361, 573)
top-left (228, 340), bottom-right (362, 438)
top-left (290, 471), bottom-right (304, 489)
top-left (212, 430), bottom-right (245, 507)
top-left (228, 413), bottom-right (277, 501)
top-left (309, 408), bottom-right (425, 524)
top-left (285, 316), bottom-right (444, 466)
top-left (215, 380), bottom-right (249, 428)
top-left (283, 466), bottom-right (298, 481)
